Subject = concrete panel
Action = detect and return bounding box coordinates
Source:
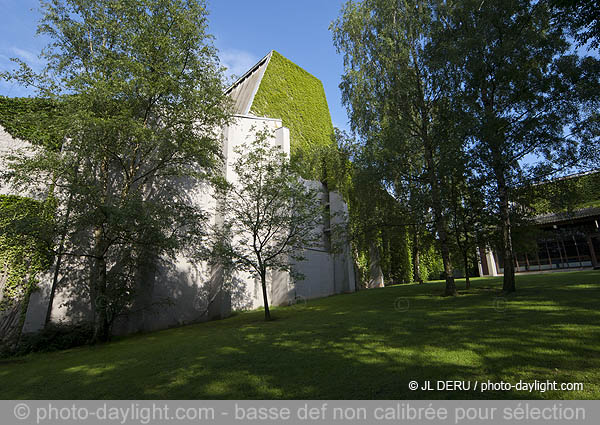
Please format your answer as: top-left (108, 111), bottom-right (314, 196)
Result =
top-left (275, 126), bottom-right (290, 158)
top-left (368, 242), bottom-right (385, 288)
top-left (329, 191), bottom-right (355, 293)
top-left (222, 115), bottom-right (285, 184)
top-left (21, 271), bottom-right (54, 334)
top-left (270, 268), bottom-right (293, 306)
top-left (0, 126), bottom-right (45, 199)
top-left (293, 249), bottom-right (334, 300)
top-left (485, 249), bottom-right (498, 276)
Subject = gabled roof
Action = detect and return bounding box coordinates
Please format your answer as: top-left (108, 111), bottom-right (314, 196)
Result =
top-left (224, 50), bottom-right (334, 165)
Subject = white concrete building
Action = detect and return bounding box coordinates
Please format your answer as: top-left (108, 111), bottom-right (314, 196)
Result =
top-left (0, 51), bottom-right (356, 339)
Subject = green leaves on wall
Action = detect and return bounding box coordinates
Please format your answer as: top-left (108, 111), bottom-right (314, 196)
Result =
top-left (0, 195), bottom-right (55, 312)
top-left (250, 51), bottom-right (336, 182)
top-left (0, 96), bottom-right (63, 151)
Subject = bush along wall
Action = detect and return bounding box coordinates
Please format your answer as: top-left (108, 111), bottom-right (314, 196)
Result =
top-left (530, 171), bottom-right (600, 214)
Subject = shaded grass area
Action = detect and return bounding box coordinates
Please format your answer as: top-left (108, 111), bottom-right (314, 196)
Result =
top-left (1, 271), bottom-right (599, 399)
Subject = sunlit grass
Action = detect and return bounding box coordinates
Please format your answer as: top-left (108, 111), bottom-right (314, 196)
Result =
top-left (1, 270), bottom-right (599, 399)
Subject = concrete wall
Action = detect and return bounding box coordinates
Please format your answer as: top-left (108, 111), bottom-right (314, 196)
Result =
top-left (293, 249), bottom-right (334, 300)
top-left (477, 246), bottom-right (498, 277)
top-left (0, 126), bottom-right (44, 199)
top-left (0, 126), bottom-right (52, 342)
top-left (0, 123), bottom-right (234, 336)
top-left (330, 192), bottom-right (356, 294)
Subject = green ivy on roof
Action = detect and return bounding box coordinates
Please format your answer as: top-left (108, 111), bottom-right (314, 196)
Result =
top-left (250, 51), bottom-right (335, 178)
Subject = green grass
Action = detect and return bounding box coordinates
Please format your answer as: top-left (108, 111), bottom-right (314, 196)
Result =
top-left (1, 271), bottom-right (599, 399)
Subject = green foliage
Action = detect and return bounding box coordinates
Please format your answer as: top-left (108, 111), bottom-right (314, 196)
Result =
top-left (250, 51), bottom-right (336, 181)
top-left (436, 0), bottom-right (600, 291)
top-left (531, 172), bottom-right (600, 214)
top-left (381, 226), bottom-right (412, 284)
top-left (332, 0), bottom-right (461, 294)
top-left (0, 195), bottom-right (55, 312)
top-left (0, 96), bottom-right (63, 150)
top-left (10, 322), bottom-right (93, 357)
top-left (552, 0), bottom-right (600, 49)
top-left (419, 245), bottom-right (444, 282)
top-left (353, 249), bottom-right (369, 287)
top-left (213, 129), bottom-right (323, 319)
top-left (370, 224), bottom-right (443, 284)
top-left (1, 0), bottom-right (231, 341)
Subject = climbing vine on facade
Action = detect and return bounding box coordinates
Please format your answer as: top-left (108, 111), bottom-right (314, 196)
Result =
top-left (0, 96), bottom-right (63, 151)
top-left (0, 195), bottom-right (55, 313)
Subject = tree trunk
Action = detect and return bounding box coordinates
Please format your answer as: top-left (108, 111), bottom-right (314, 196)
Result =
top-left (93, 257), bottom-right (110, 342)
top-left (132, 249), bottom-right (157, 332)
top-left (260, 270), bottom-right (271, 321)
top-left (462, 224), bottom-right (471, 290)
top-left (463, 250), bottom-right (471, 290)
top-left (412, 227), bottom-right (423, 284)
top-left (497, 174), bottom-right (516, 293)
top-left (439, 232), bottom-right (456, 296)
top-left (91, 228), bottom-right (110, 342)
top-left (424, 142), bottom-right (456, 296)
top-left (45, 255), bottom-right (61, 326)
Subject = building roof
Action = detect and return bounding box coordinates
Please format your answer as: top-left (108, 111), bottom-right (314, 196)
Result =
top-left (535, 206), bottom-right (600, 225)
top-left (225, 51), bottom-right (273, 115)
top-left (532, 169), bottom-right (600, 186)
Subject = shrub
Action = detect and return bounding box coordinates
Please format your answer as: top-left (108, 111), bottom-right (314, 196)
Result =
top-left (13, 322), bottom-right (94, 356)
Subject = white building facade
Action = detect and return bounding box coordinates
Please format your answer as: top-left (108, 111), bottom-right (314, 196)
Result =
top-left (0, 52), bottom-right (356, 339)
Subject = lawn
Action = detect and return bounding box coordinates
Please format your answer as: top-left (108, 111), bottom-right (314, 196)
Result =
top-left (1, 271), bottom-right (599, 399)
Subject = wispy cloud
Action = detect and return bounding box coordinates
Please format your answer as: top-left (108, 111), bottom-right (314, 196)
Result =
top-left (0, 79), bottom-right (36, 97)
top-left (219, 48), bottom-right (259, 81)
top-left (8, 47), bottom-right (42, 66)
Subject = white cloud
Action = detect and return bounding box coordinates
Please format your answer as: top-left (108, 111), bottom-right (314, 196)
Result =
top-left (219, 48), bottom-right (259, 81)
top-left (10, 47), bottom-right (42, 66)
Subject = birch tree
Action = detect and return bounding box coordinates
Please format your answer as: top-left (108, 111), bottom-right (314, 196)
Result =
top-left (1, 0), bottom-right (230, 341)
top-left (214, 132), bottom-right (323, 320)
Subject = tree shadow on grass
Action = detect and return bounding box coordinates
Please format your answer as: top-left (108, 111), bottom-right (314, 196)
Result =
top-left (0, 271), bottom-right (599, 399)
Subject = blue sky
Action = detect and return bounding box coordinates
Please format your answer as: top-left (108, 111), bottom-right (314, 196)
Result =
top-left (0, 0), bottom-right (351, 132)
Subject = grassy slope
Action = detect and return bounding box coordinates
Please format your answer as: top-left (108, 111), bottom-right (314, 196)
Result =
top-left (1, 271), bottom-right (599, 400)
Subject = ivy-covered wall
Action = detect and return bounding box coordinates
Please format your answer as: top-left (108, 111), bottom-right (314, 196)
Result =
top-left (0, 195), bottom-right (54, 329)
top-left (0, 97), bottom-right (60, 331)
top-left (0, 96), bottom-right (62, 150)
top-left (250, 51), bottom-right (336, 179)
top-left (530, 171), bottom-right (600, 214)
